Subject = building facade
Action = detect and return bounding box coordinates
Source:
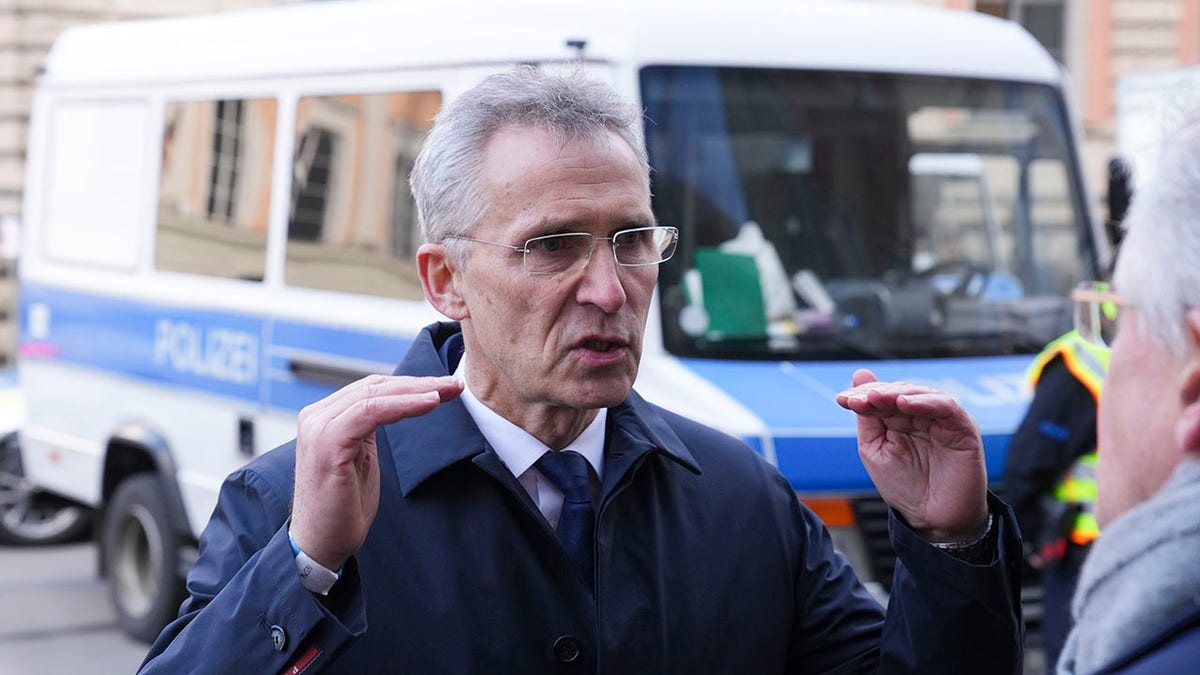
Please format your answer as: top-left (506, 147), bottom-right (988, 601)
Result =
top-left (926, 0), bottom-right (1200, 219)
top-left (0, 0), bottom-right (281, 363)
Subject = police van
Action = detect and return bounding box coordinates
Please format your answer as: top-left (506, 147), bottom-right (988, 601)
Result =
top-left (15, 0), bottom-right (1107, 642)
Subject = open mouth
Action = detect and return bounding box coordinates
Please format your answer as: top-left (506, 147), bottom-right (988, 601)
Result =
top-left (585, 340), bottom-right (615, 352)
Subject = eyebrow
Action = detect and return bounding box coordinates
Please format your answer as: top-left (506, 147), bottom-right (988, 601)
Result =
top-left (624, 214), bottom-right (658, 230)
top-left (517, 219), bottom-right (576, 241)
top-left (519, 214), bottom-right (658, 240)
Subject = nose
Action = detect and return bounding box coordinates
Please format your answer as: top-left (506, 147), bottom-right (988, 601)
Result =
top-left (574, 241), bottom-right (627, 313)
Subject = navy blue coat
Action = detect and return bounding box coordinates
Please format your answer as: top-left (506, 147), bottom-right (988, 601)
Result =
top-left (141, 322), bottom-right (1023, 673)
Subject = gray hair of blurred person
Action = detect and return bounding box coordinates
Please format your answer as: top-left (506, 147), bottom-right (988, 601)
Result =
top-left (1112, 111), bottom-right (1200, 357)
top-left (409, 66), bottom-right (651, 266)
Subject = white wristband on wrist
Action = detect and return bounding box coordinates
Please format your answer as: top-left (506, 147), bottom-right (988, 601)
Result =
top-left (288, 530), bottom-right (341, 596)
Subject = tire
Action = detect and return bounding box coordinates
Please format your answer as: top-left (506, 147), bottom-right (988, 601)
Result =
top-left (103, 474), bottom-right (188, 644)
top-left (0, 433), bottom-right (92, 546)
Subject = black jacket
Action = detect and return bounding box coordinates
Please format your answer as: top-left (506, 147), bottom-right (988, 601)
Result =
top-left (1005, 356), bottom-right (1097, 545)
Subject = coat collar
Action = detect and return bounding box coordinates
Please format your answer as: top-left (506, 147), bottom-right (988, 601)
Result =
top-left (384, 322), bottom-right (701, 497)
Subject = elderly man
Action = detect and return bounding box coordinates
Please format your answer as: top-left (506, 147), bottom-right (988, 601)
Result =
top-left (140, 68), bottom-right (1021, 673)
top-left (1056, 119), bottom-right (1200, 674)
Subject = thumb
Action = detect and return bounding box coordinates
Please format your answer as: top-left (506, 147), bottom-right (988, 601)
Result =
top-left (851, 368), bottom-right (878, 387)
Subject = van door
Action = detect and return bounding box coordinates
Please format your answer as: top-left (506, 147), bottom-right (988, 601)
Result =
top-left (256, 83), bottom-right (449, 447)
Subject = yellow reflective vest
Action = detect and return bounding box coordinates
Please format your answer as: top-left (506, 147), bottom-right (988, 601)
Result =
top-left (1027, 330), bottom-right (1109, 546)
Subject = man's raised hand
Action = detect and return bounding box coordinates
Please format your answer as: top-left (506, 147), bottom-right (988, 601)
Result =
top-left (290, 375), bottom-right (464, 570)
top-left (836, 368), bottom-right (989, 544)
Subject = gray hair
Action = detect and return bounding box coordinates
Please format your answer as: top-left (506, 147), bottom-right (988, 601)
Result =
top-left (409, 66), bottom-right (649, 264)
top-left (1113, 105), bottom-right (1200, 356)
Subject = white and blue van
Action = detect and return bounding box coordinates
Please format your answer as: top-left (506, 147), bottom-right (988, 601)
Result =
top-left (14, 0), bottom-right (1108, 642)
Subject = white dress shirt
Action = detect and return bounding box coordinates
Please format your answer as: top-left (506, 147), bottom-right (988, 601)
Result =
top-left (454, 355), bottom-right (605, 528)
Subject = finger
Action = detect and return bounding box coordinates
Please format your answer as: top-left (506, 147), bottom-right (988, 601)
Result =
top-left (432, 378), bottom-right (466, 402)
top-left (893, 392), bottom-right (964, 418)
top-left (851, 368), bottom-right (877, 387)
top-left (839, 386), bottom-right (923, 415)
top-left (835, 369), bottom-right (879, 410)
top-left (322, 391), bottom-right (451, 445)
top-left (895, 393), bottom-right (981, 441)
top-left (348, 374), bottom-right (461, 405)
top-left (837, 391), bottom-right (877, 414)
top-left (836, 380), bottom-right (941, 409)
top-left (307, 375), bottom-right (460, 418)
top-left (296, 377), bottom-right (464, 464)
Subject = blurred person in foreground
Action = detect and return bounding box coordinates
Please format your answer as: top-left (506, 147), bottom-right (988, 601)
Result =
top-left (140, 67), bottom-right (1022, 673)
top-left (1005, 323), bottom-right (1105, 667)
top-left (1056, 115), bottom-right (1200, 674)
top-left (1007, 159), bottom-right (1130, 667)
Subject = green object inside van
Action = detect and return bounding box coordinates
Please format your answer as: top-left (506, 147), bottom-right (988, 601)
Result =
top-left (693, 247), bottom-right (767, 340)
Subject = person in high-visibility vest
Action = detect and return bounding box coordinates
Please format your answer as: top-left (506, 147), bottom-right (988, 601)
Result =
top-left (1005, 328), bottom-right (1109, 667)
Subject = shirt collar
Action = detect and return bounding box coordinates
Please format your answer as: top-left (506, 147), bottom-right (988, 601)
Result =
top-left (384, 323), bottom-right (699, 498)
top-left (454, 354), bottom-right (606, 480)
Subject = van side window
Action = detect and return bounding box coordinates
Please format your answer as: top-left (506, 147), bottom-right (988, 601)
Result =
top-left (156, 98), bottom-right (277, 281)
top-left (42, 100), bottom-right (148, 269)
top-left (285, 90), bottom-right (441, 299)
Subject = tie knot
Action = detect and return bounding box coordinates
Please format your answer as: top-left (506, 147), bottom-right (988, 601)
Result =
top-left (536, 450), bottom-right (591, 503)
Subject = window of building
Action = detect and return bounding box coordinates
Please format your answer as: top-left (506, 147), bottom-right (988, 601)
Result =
top-left (975, 1), bottom-right (1008, 20)
top-left (284, 90), bottom-right (441, 300)
top-left (156, 98), bottom-right (277, 281)
top-left (976, 0), bottom-right (1066, 63)
top-left (391, 153), bottom-right (418, 261)
top-left (1022, 1), bottom-right (1065, 63)
top-left (290, 127), bottom-right (338, 242)
top-left (207, 100), bottom-right (245, 224)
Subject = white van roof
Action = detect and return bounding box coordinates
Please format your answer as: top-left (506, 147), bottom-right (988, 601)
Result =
top-left (41, 0), bottom-right (1060, 88)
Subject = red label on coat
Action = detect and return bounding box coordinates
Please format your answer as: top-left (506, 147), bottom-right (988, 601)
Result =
top-left (282, 644), bottom-right (320, 674)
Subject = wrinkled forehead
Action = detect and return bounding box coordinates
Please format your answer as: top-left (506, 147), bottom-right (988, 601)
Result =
top-left (481, 123), bottom-right (649, 182)
top-left (476, 126), bottom-right (653, 232)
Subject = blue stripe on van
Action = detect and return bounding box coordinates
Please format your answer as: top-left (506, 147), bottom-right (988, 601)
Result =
top-left (18, 283), bottom-right (412, 410)
top-left (266, 320), bottom-right (411, 410)
top-left (19, 282), bottom-right (1032, 491)
top-left (677, 356), bottom-right (1032, 430)
top-left (20, 283), bottom-right (264, 403)
top-left (769, 432), bottom-right (1013, 493)
top-left (677, 355), bottom-right (1033, 489)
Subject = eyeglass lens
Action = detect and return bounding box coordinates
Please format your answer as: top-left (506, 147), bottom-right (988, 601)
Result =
top-left (1073, 281), bottom-right (1119, 348)
top-left (523, 227), bottom-right (678, 275)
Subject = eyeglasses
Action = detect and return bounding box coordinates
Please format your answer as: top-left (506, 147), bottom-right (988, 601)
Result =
top-left (446, 226), bottom-right (679, 276)
top-left (1071, 280), bottom-right (1124, 349)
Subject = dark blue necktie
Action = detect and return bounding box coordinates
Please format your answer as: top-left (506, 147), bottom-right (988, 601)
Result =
top-left (536, 450), bottom-right (595, 590)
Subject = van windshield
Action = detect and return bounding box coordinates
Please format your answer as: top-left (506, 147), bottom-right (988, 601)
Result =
top-left (642, 66), bottom-right (1095, 360)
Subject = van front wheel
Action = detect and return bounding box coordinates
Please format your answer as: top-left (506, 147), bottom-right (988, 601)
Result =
top-left (0, 433), bottom-right (91, 546)
top-left (103, 474), bottom-right (187, 644)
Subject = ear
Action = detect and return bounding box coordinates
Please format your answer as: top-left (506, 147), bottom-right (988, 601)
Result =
top-left (417, 243), bottom-right (468, 320)
top-left (1176, 308), bottom-right (1200, 453)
